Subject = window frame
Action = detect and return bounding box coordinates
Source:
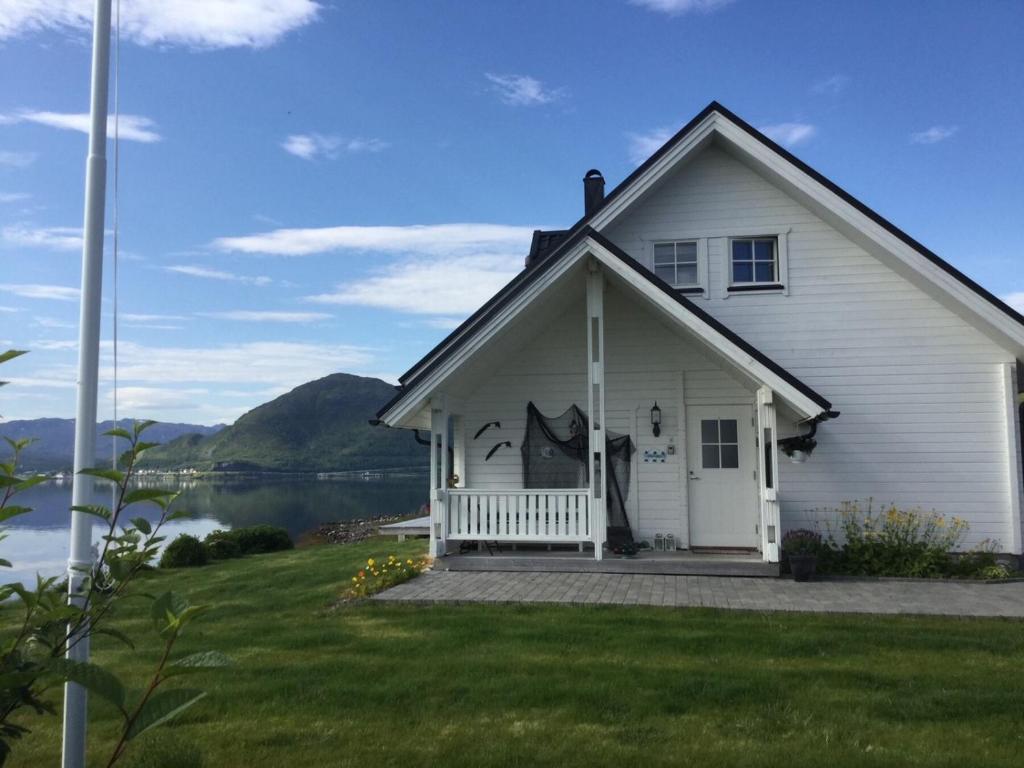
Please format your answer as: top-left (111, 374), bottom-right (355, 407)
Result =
top-left (728, 236), bottom-right (781, 289)
top-left (647, 238), bottom-right (709, 297)
top-left (719, 229), bottom-right (789, 297)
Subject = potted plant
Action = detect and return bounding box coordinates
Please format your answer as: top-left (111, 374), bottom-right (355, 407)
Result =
top-left (782, 528), bottom-right (822, 582)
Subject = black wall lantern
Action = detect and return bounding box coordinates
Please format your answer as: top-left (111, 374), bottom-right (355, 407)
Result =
top-left (650, 402), bottom-right (662, 437)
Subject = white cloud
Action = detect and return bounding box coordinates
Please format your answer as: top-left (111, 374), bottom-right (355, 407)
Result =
top-left (759, 122), bottom-right (817, 147)
top-left (423, 317), bottom-right (465, 330)
top-left (0, 150), bottom-right (36, 167)
top-left (306, 254), bottom-right (519, 316)
top-left (99, 340), bottom-right (373, 387)
top-left (629, 0), bottom-right (734, 14)
top-left (1, 111), bottom-right (161, 143)
top-left (0, 0), bottom-right (321, 49)
top-left (34, 317), bottom-right (77, 329)
top-left (164, 265), bottom-right (272, 286)
top-left (2, 224), bottom-right (82, 250)
top-left (281, 133), bottom-right (388, 160)
top-left (484, 73), bottom-right (562, 106)
top-left (199, 310), bottom-right (331, 323)
top-left (627, 127), bottom-right (674, 165)
top-left (119, 313), bottom-right (188, 323)
top-left (28, 339), bottom-right (77, 350)
top-left (0, 306), bottom-right (18, 313)
top-left (910, 125), bottom-right (958, 145)
top-left (811, 74), bottom-right (849, 95)
top-left (113, 386), bottom-right (209, 412)
top-left (0, 192), bottom-right (30, 203)
top-left (1002, 292), bottom-right (1024, 314)
top-left (0, 283), bottom-right (79, 301)
top-left (212, 222), bottom-right (537, 257)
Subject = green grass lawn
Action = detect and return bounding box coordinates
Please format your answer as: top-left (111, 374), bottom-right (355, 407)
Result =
top-left (9, 539), bottom-right (1024, 767)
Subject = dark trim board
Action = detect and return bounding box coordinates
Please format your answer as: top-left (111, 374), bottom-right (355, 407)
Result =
top-left (377, 227), bottom-right (834, 419)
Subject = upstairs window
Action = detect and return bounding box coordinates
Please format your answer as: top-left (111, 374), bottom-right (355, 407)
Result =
top-left (730, 237), bottom-right (780, 288)
top-left (653, 241), bottom-right (699, 288)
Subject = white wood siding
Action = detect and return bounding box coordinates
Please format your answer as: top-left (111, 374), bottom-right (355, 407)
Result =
top-left (605, 146), bottom-right (1019, 549)
top-left (459, 284), bottom-right (756, 544)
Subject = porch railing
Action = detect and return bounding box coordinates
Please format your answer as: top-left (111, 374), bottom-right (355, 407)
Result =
top-left (445, 488), bottom-right (590, 542)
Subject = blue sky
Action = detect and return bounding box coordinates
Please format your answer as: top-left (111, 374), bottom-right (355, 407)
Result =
top-left (1, 0), bottom-right (1022, 425)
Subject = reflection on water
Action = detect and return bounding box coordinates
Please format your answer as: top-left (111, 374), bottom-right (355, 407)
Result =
top-left (2, 474), bottom-right (428, 586)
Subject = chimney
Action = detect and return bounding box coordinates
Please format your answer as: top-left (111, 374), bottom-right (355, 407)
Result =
top-left (583, 169), bottom-right (605, 216)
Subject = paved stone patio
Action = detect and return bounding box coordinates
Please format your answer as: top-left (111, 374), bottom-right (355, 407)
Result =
top-left (374, 570), bottom-right (1024, 617)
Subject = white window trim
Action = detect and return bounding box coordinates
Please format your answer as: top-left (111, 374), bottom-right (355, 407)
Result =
top-left (717, 228), bottom-right (790, 298)
top-left (646, 237), bottom-right (709, 298)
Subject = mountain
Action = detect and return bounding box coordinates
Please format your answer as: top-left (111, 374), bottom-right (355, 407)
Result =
top-left (138, 373), bottom-right (426, 472)
top-left (0, 418), bottom-right (224, 472)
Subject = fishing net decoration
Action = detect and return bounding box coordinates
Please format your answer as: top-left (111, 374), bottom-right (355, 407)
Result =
top-left (521, 402), bottom-right (635, 546)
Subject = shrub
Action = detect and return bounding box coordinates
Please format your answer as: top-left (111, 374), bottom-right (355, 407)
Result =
top-left (203, 533), bottom-right (243, 560)
top-left (219, 525), bottom-right (293, 555)
top-left (819, 499), bottom-right (968, 577)
top-left (950, 540), bottom-right (1014, 580)
top-left (159, 534), bottom-right (209, 569)
top-left (782, 528), bottom-right (822, 556)
top-left (343, 554), bottom-right (431, 600)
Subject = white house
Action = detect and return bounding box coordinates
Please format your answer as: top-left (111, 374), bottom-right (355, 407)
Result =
top-left (376, 102), bottom-right (1024, 564)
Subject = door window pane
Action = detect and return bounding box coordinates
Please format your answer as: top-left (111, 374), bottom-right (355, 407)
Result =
top-left (702, 444), bottom-right (720, 469)
top-left (719, 419), bottom-right (737, 443)
top-left (701, 419), bottom-right (718, 443)
top-left (720, 444), bottom-right (739, 469)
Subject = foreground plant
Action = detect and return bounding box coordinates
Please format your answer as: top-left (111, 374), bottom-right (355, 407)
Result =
top-left (0, 411), bottom-right (227, 766)
top-left (818, 499), bottom-right (1008, 578)
top-left (343, 554), bottom-right (431, 600)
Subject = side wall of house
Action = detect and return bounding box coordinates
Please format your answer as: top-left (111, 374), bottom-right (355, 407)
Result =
top-left (459, 283), bottom-right (755, 544)
top-left (604, 145), bottom-right (1020, 549)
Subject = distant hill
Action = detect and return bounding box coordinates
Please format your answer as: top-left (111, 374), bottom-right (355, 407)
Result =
top-left (0, 418), bottom-right (225, 472)
top-left (138, 373), bottom-right (426, 473)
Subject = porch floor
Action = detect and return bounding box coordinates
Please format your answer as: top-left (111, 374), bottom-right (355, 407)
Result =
top-left (438, 546), bottom-right (778, 577)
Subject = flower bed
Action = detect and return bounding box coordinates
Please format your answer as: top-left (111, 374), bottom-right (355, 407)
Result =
top-left (343, 554), bottom-right (431, 599)
top-left (814, 500), bottom-right (1013, 579)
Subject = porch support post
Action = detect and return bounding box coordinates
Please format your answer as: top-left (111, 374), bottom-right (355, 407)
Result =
top-left (1001, 362), bottom-right (1023, 554)
top-left (429, 397), bottom-right (449, 557)
top-left (586, 259), bottom-right (606, 560)
top-left (452, 415), bottom-right (466, 489)
top-left (756, 386), bottom-right (780, 562)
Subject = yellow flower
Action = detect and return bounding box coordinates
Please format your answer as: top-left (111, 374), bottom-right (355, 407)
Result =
top-left (367, 558), bottom-right (375, 567)
top-left (351, 576), bottom-right (357, 583)
top-left (406, 559), bottom-right (414, 566)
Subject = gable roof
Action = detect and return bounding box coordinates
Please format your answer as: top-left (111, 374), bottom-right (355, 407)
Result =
top-left (379, 101), bottom-right (1024, 423)
top-left (377, 227), bottom-right (834, 424)
top-left (577, 101), bottom-right (1024, 332)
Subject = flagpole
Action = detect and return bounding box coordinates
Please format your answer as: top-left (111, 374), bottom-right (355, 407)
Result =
top-left (62, 0), bottom-right (112, 765)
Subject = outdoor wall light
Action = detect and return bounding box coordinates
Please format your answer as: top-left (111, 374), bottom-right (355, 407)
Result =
top-left (650, 402), bottom-right (662, 437)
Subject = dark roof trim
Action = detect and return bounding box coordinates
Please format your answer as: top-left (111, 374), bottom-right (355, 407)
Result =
top-left (582, 100), bottom-right (1024, 329)
top-left (378, 225), bottom-right (598, 417)
top-left (378, 227), bottom-right (833, 419)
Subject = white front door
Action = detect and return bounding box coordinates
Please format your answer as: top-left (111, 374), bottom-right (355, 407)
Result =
top-left (685, 405), bottom-right (758, 548)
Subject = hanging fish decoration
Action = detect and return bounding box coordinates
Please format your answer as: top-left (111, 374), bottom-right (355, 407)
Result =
top-left (485, 441), bottom-right (512, 461)
top-left (474, 420), bottom-right (501, 440)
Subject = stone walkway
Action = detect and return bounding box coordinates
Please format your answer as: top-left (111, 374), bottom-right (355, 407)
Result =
top-left (374, 570), bottom-right (1024, 617)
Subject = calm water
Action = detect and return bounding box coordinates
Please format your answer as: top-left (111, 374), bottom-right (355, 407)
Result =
top-left (3, 475), bottom-right (428, 586)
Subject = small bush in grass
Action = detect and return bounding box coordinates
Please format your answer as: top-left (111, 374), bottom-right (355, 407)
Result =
top-left (159, 534), bottom-right (209, 568)
top-left (211, 525), bottom-right (293, 555)
top-left (203, 532), bottom-right (243, 560)
top-left (343, 554), bottom-right (430, 599)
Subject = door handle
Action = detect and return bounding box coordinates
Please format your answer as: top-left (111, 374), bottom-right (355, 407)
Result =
top-left (688, 471), bottom-right (700, 480)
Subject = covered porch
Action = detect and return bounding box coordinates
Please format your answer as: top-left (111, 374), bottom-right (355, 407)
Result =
top-left (378, 232), bottom-right (834, 564)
